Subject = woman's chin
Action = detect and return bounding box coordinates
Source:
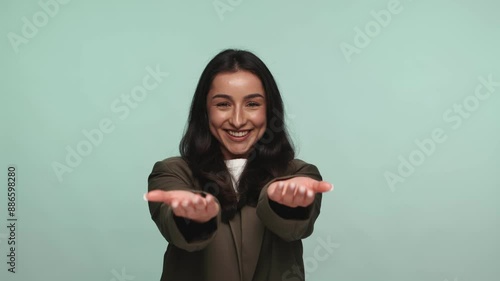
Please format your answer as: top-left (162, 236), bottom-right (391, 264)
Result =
top-left (222, 148), bottom-right (251, 159)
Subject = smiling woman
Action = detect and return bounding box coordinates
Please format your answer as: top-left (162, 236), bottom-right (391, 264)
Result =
top-left (207, 71), bottom-right (267, 160)
top-left (145, 49), bottom-right (333, 281)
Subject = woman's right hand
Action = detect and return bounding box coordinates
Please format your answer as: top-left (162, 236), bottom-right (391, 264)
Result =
top-left (145, 190), bottom-right (220, 223)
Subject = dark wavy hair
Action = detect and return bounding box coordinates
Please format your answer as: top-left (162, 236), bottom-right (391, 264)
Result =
top-left (179, 49), bottom-right (295, 222)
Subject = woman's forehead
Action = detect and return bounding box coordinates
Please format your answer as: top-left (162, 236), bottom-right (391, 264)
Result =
top-left (208, 71), bottom-right (265, 99)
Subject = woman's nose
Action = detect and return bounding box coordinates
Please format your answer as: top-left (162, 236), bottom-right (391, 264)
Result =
top-left (229, 107), bottom-right (246, 128)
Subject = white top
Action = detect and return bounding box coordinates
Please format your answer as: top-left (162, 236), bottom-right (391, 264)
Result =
top-left (224, 158), bottom-right (247, 192)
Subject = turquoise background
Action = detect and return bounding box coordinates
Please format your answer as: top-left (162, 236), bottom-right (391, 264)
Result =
top-left (1, 0), bottom-right (499, 280)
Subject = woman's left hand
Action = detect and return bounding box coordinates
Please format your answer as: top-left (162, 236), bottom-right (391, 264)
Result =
top-left (267, 177), bottom-right (333, 208)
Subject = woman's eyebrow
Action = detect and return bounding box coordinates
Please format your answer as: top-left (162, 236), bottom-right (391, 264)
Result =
top-left (211, 93), bottom-right (264, 100)
top-left (244, 93), bottom-right (265, 100)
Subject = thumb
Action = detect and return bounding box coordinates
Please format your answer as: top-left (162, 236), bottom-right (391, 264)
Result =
top-left (312, 181), bottom-right (334, 193)
top-left (144, 190), bottom-right (173, 203)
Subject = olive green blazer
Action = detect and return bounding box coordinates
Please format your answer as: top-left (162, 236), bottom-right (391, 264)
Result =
top-left (147, 157), bottom-right (324, 281)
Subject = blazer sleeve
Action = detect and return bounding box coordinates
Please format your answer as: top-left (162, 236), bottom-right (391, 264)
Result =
top-left (256, 159), bottom-right (323, 242)
top-left (147, 159), bottom-right (221, 252)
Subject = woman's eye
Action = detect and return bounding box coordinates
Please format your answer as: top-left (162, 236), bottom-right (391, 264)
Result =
top-left (216, 102), bottom-right (230, 107)
top-left (247, 102), bottom-right (260, 107)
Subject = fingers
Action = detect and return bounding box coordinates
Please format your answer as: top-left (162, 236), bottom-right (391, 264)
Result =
top-left (292, 185), bottom-right (314, 207)
top-left (268, 181), bottom-right (285, 202)
top-left (285, 184), bottom-right (315, 207)
top-left (192, 195), bottom-right (207, 211)
top-left (268, 181), bottom-right (314, 208)
top-left (205, 195), bottom-right (220, 215)
top-left (173, 195), bottom-right (215, 221)
top-left (268, 178), bottom-right (333, 208)
top-left (281, 182), bottom-right (297, 206)
top-left (174, 200), bottom-right (189, 218)
top-left (145, 190), bottom-right (208, 206)
top-left (145, 190), bottom-right (218, 220)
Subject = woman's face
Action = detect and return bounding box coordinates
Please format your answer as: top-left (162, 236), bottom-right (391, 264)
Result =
top-left (207, 70), bottom-right (267, 160)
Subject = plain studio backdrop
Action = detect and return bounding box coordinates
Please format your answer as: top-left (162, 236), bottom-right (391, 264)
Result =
top-left (1, 0), bottom-right (499, 280)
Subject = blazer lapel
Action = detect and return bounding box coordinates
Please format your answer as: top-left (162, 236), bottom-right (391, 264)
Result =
top-left (240, 206), bottom-right (264, 281)
top-left (228, 213), bottom-right (244, 281)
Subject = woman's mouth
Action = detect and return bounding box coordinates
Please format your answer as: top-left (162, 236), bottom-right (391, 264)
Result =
top-left (226, 130), bottom-right (251, 141)
top-left (228, 130), bottom-right (249, 137)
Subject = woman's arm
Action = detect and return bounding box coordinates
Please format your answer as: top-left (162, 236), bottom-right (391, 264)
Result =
top-left (256, 160), bottom-right (332, 241)
top-left (147, 159), bottom-right (221, 252)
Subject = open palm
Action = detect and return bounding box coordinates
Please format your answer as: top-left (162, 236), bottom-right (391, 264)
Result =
top-left (267, 177), bottom-right (333, 208)
top-left (145, 190), bottom-right (220, 223)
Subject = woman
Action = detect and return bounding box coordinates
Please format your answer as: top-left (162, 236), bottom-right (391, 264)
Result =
top-left (145, 49), bottom-right (333, 281)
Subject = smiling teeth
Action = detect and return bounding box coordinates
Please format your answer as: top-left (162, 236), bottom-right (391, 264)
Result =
top-left (228, 131), bottom-right (248, 137)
